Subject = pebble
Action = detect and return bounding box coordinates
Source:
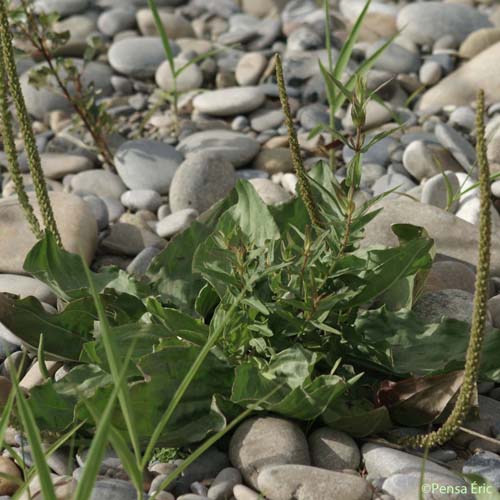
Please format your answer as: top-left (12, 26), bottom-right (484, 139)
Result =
top-left (177, 130), bottom-right (260, 168)
top-left (156, 57), bottom-right (203, 93)
top-left (249, 106), bottom-right (285, 132)
top-left (156, 208), bottom-right (198, 238)
top-left (101, 223), bottom-right (165, 256)
top-left (121, 190), bottom-right (163, 212)
top-left (83, 194), bottom-right (109, 230)
top-left (101, 196), bottom-right (125, 223)
top-left (257, 465), bottom-right (372, 500)
top-left (229, 417), bottom-right (310, 489)
top-left (235, 52), bottom-right (268, 86)
top-left (136, 9), bottom-right (195, 38)
top-left (90, 478), bottom-right (138, 500)
top-left (396, 2), bottom-right (492, 46)
top-left (0, 456), bottom-right (21, 496)
top-left (434, 123), bottom-right (476, 173)
top-left (449, 106), bottom-right (476, 131)
top-left (127, 246), bottom-right (161, 277)
top-left (0, 192), bottom-right (97, 274)
top-left (413, 289), bottom-right (477, 324)
top-left (169, 153), bottom-right (236, 213)
top-left (97, 7), bottom-right (136, 37)
top-left (372, 173), bottom-right (417, 197)
top-left (459, 27), bottom-right (500, 59)
top-left (40, 153), bottom-right (93, 179)
top-left (108, 37), bottom-right (177, 78)
top-left (488, 128), bottom-right (500, 164)
top-left (253, 148), bottom-right (293, 174)
top-left (421, 171), bottom-right (460, 210)
top-left (308, 428), bottom-right (361, 471)
top-left (463, 451), bottom-right (500, 488)
top-left (249, 178), bottom-right (293, 205)
top-left (420, 60), bottom-right (443, 86)
top-left (368, 39), bottom-right (420, 74)
top-left (34, 0), bottom-right (89, 16)
top-left (71, 169), bottom-right (127, 199)
top-left (193, 87), bottom-right (266, 117)
top-left (0, 274), bottom-right (56, 305)
top-left (207, 467), bottom-right (242, 500)
top-left (115, 140), bottom-right (183, 194)
top-left (233, 484), bottom-right (260, 500)
top-left (423, 260), bottom-right (476, 295)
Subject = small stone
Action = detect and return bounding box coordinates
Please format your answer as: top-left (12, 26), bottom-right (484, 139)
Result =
top-left (463, 451), bottom-right (500, 488)
top-left (249, 106), bottom-right (285, 132)
top-left (308, 428), bottom-right (361, 471)
top-left (459, 27), bottom-right (500, 59)
top-left (0, 456), bottom-right (20, 495)
top-left (253, 148), bottom-right (293, 174)
top-left (136, 9), bottom-right (194, 38)
top-left (40, 153), bottom-right (93, 179)
top-left (101, 223), bottom-right (165, 256)
top-left (169, 153), bottom-right (236, 213)
top-left (420, 60), bottom-right (443, 86)
top-left (413, 289), bottom-right (477, 324)
top-left (403, 141), bottom-right (442, 181)
top-left (207, 467), bottom-right (242, 500)
top-left (488, 129), bottom-right (500, 164)
top-left (360, 163), bottom-right (386, 190)
top-left (127, 246), bottom-right (161, 277)
top-left (428, 449), bottom-right (458, 463)
top-left (421, 171), bottom-right (460, 211)
top-left (90, 478), bottom-right (138, 500)
top-left (97, 7), bottom-right (136, 37)
top-left (423, 260), bottom-right (476, 295)
top-left (0, 274), bottom-right (56, 305)
top-left (235, 52), bottom-right (267, 86)
top-left (372, 172), bottom-right (416, 197)
top-left (101, 196), bottom-right (125, 223)
top-left (233, 484), bottom-right (260, 500)
top-left (156, 209), bottom-right (198, 238)
top-left (71, 169), bottom-right (127, 199)
top-left (34, 0), bottom-right (88, 17)
top-left (449, 107), bottom-right (476, 131)
top-left (156, 57), bottom-right (203, 93)
top-left (115, 140), bottom-right (184, 194)
top-left (121, 190), bottom-right (163, 212)
top-left (20, 361), bottom-right (61, 390)
top-left (368, 39), bottom-right (420, 74)
top-left (257, 465), bottom-right (372, 500)
top-left (193, 87), bottom-right (266, 116)
top-left (83, 195), bottom-right (109, 230)
top-left (229, 416), bottom-right (310, 489)
top-left (434, 123), bottom-right (476, 173)
top-left (249, 178), bottom-right (293, 205)
top-left (177, 130), bottom-right (260, 167)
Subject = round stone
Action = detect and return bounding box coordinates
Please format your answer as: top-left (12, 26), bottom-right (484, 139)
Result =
top-left (193, 87), bottom-right (266, 116)
top-left (34, 0), bottom-right (89, 16)
top-left (177, 130), bottom-right (260, 167)
top-left (155, 208), bottom-right (198, 238)
top-left (115, 139), bottom-right (184, 194)
top-left (403, 141), bottom-right (442, 181)
top-left (40, 153), bottom-right (93, 179)
top-left (169, 153), bottom-right (236, 213)
top-left (136, 9), bottom-right (194, 38)
top-left (71, 169), bottom-right (127, 199)
top-left (308, 428), bottom-right (361, 471)
top-left (0, 275), bottom-right (56, 305)
top-left (235, 52), bottom-right (268, 86)
top-left (249, 178), bottom-right (293, 205)
top-left (155, 57), bottom-right (203, 93)
top-left (459, 28), bottom-right (500, 59)
top-left (413, 289), bottom-right (478, 324)
top-left (108, 37), bottom-right (178, 78)
top-left (368, 39), bottom-right (420, 74)
top-left (421, 171), bottom-right (460, 211)
top-left (423, 260), bottom-right (476, 295)
top-left (253, 148), bottom-right (293, 174)
top-left (229, 417), bottom-right (310, 489)
top-left (121, 190), bottom-right (163, 212)
top-left (83, 195), bottom-right (109, 230)
top-left (97, 7), bottom-right (136, 37)
top-left (420, 60), bottom-right (443, 86)
top-left (0, 456), bottom-right (21, 496)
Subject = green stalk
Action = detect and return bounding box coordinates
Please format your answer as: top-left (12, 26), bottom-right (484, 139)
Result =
top-left (400, 89), bottom-right (491, 449)
top-left (275, 53), bottom-right (324, 228)
top-left (0, 0), bottom-right (61, 246)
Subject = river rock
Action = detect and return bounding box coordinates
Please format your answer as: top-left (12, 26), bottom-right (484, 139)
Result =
top-left (136, 9), bottom-right (194, 38)
top-left (413, 289), bottom-right (477, 324)
top-left (0, 456), bottom-right (21, 496)
top-left (396, 2), bottom-right (492, 46)
top-left (155, 208), bottom-right (198, 238)
top-left (0, 275), bottom-right (56, 305)
top-left (155, 57), bottom-right (203, 93)
top-left (361, 198), bottom-right (500, 275)
top-left (419, 42), bottom-right (500, 110)
top-left (0, 192), bottom-right (97, 274)
top-left (34, 0), bottom-right (89, 16)
top-left (463, 451), bottom-right (500, 488)
top-left (121, 190), bottom-right (163, 212)
top-left (235, 52), bottom-right (268, 86)
top-left (115, 139), bottom-right (183, 194)
top-left (308, 428), bottom-right (361, 471)
top-left (20, 61), bottom-right (112, 120)
top-left (253, 148), bottom-right (293, 174)
top-left (423, 260), bottom-right (476, 295)
top-left (229, 417), bottom-right (310, 489)
top-left (257, 465), bottom-right (372, 500)
top-left (249, 178), bottom-right (292, 205)
top-left (177, 130), bottom-right (260, 167)
top-left (169, 153), bottom-right (236, 213)
top-left (460, 27), bottom-right (500, 59)
top-left (97, 7), bottom-right (136, 37)
top-left (71, 169), bottom-right (127, 199)
top-left (40, 153), bottom-right (93, 179)
top-left (193, 87), bottom-right (266, 116)
top-left (108, 37), bottom-right (177, 78)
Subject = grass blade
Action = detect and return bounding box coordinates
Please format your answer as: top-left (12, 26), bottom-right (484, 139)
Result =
top-left (147, 0), bottom-right (176, 76)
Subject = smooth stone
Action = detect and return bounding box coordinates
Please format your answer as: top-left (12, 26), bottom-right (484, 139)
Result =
top-left (177, 130), bottom-right (260, 167)
top-left (297, 103), bottom-right (329, 131)
top-left (413, 289), bottom-right (476, 324)
top-left (169, 153), bottom-right (236, 213)
top-left (233, 484), bottom-right (260, 500)
top-left (53, 14), bottom-right (98, 57)
top-left (229, 417), bottom-right (310, 489)
top-left (420, 61), bottom-right (443, 86)
top-left (249, 178), bottom-right (292, 205)
top-left (361, 198), bottom-right (500, 275)
top-left (0, 275), bottom-right (56, 305)
top-left (207, 467), bottom-right (242, 500)
top-left (368, 39), bottom-right (420, 74)
top-left (71, 169), bottom-right (127, 199)
top-left (382, 468), bottom-right (472, 500)
top-left (372, 173), bottom-right (416, 197)
top-left (449, 107), bottom-right (476, 131)
top-left (428, 449), bottom-right (458, 463)
top-left (156, 57), bottom-right (203, 93)
top-left (90, 479), bottom-right (137, 500)
top-left (435, 123), bottom-right (476, 173)
top-left (235, 52), bottom-right (267, 86)
top-left (136, 9), bottom-right (194, 38)
top-left (20, 360), bottom-right (61, 390)
top-left (488, 128), bottom-right (500, 164)
top-left (101, 196), bottom-right (125, 222)
top-left (177, 496), bottom-right (207, 500)
top-left (156, 208), bottom-right (198, 238)
top-left (253, 148), bottom-right (293, 174)
top-left (127, 246), bottom-right (161, 277)
top-left (423, 260), bottom-right (476, 295)
top-left (82, 195), bottom-right (108, 231)
top-left (287, 26), bottom-right (323, 51)
top-left (463, 451), bottom-right (500, 488)
top-left (343, 100), bottom-right (393, 131)
top-left (101, 223), bottom-right (165, 256)
top-left (455, 197), bottom-right (500, 227)
top-left (34, 0), bottom-right (88, 16)
top-left (403, 141), bottom-right (445, 181)
top-left (459, 28), bottom-right (500, 59)
top-left (257, 465), bottom-right (371, 500)
top-left (40, 153), bottom-right (93, 179)
top-left (193, 87), bottom-right (266, 117)
top-left (20, 61), bottom-right (112, 120)
top-left (308, 428), bottom-right (361, 471)
top-left (0, 192), bottom-right (97, 274)
top-left (488, 295), bottom-right (500, 328)
top-left (115, 140), bottom-right (183, 194)
top-left (421, 171), bottom-right (460, 210)
top-left (360, 163), bottom-right (386, 190)
top-left (396, 2), bottom-right (492, 46)
top-left (108, 37), bottom-right (177, 78)
top-left (343, 136), bottom-right (398, 166)
top-left (121, 190), bottom-right (163, 212)
top-left (249, 106), bottom-right (284, 132)
top-left (419, 42), bottom-right (500, 110)
top-left (0, 456), bottom-right (21, 496)
top-left (242, 0), bottom-right (287, 18)
top-left (362, 444), bottom-right (452, 479)
top-left (19, 474), bottom-right (75, 500)
top-left (97, 7), bottom-right (136, 37)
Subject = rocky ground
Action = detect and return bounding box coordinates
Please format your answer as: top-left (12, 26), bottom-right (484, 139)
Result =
top-left (2, 0), bottom-right (500, 499)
